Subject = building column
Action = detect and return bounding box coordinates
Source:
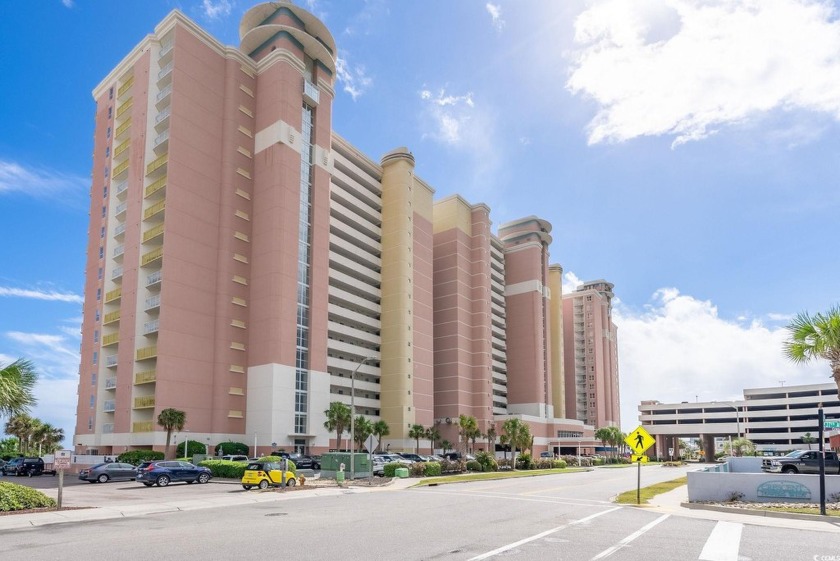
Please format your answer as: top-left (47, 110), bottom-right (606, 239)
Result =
top-left (702, 434), bottom-right (715, 463)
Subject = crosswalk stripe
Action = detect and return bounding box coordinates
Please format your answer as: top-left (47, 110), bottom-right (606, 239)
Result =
top-left (699, 521), bottom-right (743, 561)
top-left (590, 514), bottom-right (670, 560)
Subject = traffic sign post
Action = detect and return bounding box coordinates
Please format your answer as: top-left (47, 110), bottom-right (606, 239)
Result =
top-left (824, 420), bottom-right (840, 430)
top-left (365, 434), bottom-right (376, 482)
top-left (625, 426), bottom-right (656, 505)
top-left (55, 449), bottom-right (72, 508)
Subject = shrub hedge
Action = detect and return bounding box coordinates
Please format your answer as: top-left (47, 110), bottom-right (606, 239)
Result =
top-left (475, 451), bottom-right (498, 472)
top-left (117, 450), bottom-right (165, 465)
top-left (466, 460), bottom-right (483, 472)
top-left (383, 462), bottom-right (402, 477)
top-left (0, 482), bottom-right (57, 512)
top-left (215, 441), bottom-right (249, 456)
top-left (423, 461), bottom-right (442, 476)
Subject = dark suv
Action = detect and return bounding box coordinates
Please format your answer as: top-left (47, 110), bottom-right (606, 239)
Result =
top-left (136, 460), bottom-right (212, 487)
top-left (2, 457), bottom-right (45, 476)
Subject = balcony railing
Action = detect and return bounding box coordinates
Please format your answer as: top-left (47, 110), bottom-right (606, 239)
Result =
top-left (134, 369), bottom-right (156, 384)
top-left (155, 107), bottom-right (171, 125)
top-left (115, 201), bottom-right (127, 217)
top-left (143, 319), bottom-right (160, 335)
top-left (141, 247), bottom-right (163, 267)
top-left (142, 223), bottom-right (164, 243)
top-left (105, 377), bottom-right (117, 390)
top-left (102, 333), bottom-right (119, 346)
top-left (143, 200), bottom-right (165, 221)
top-left (111, 266), bottom-right (123, 280)
top-left (145, 154), bottom-right (168, 176)
top-left (104, 287), bottom-right (122, 303)
top-left (112, 244), bottom-right (124, 258)
top-left (158, 61), bottom-right (173, 81)
top-left (102, 423), bottom-right (114, 434)
top-left (153, 130), bottom-right (169, 149)
top-left (133, 396), bottom-right (155, 409)
top-left (117, 75), bottom-right (134, 98)
top-left (103, 400), bottom-right (116, 412)
top-left (106, 355), bottom-right (118, 368)
top-left (145, 176), bottom-right (167, 198)
top-left (304, 80), bottom-right (320, 105)
top-left (103, 310), bottom-right (121, 324)
top-left (145, 294), bottom-right (161, 310)
top-left (132, 421), bottom-right (154, 432)
top-left (116, 97), bottom-right (133, 118)
top-left (159, 38), bottom-right (173, 59)
top-left (112, 159), bottom-right (130, 178)
top-left (114, 181), bottom-right (128, 197)
top-left (113, 138), bottom-right (130, 158)
top-left (146, 270), bottom-right (162, 287)
top-left (136, 345), bottom-right (157, 360)
top-left (156, 84), bottom-right (172, 103)
top-left (114, 222), bottom-right (126, 237)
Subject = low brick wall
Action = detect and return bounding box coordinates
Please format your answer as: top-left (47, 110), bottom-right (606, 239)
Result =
top-left (688, 470), bottom-right (840, 503)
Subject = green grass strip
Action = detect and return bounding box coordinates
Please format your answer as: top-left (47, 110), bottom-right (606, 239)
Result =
top-left (614, 476), bottom-right (687, 504)
top-left (413, 468), bottom-right (588, 487)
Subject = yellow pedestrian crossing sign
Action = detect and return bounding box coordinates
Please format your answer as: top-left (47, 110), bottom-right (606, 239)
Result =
top-left (631, 454), bottom-right (649, 463)
top-left (625, 425), bottom-right (655, 455)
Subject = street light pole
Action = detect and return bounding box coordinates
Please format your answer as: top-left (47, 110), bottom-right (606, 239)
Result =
top-left (350, 356), bottom-right (376, 481)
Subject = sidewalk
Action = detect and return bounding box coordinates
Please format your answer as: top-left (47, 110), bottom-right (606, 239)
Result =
top-left (645, 485), bottom-right (840, 533)
top-left (0, 476), bottom-right (417, 531)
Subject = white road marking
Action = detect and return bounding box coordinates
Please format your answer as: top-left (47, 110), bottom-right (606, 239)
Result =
top-left (468, 507), bottom-right (621, 561)
top-left (420, 488), bottom-right (612, 506)
top-left (590, 514), bottom-right (670, 560)
top-left (699, 521), bottom-right (743, 561)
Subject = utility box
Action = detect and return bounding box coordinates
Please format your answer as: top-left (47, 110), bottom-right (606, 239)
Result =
top-left (395, 467), bottom-right (409, 478)
top-left (320, 452), bottom-right (371, 479)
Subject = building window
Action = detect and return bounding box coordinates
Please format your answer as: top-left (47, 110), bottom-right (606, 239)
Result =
top-left (88, 417), bottom-right (93, 430)
top-left (94, 330), bottom-right (99, 343)
top-left (105, 147), bottom-right (110, 158)
top-left (109, 87), bottom-right (114, 99)
top-left (96, 288), bottom-right (101, 301)
top-left (104, 166), bottom-right (109, 178)
top-left (97, 267), bottom-right (102, 280)
top-left (99, 247), bottom-right (104, 259)
top-left (95, 310), bottom-right (100, 322)
top-left (91, 373), bottom-right (97, 385)
top-left (92, 351), bottom-right (98, 365)
top-left (100, 226), bottom-right (105, 238)
top-left (102, 206), bottom-right (106, 218)
top-left (108, 106), bottom-right (112, 119)
top-left (107, 126), bottom-right (111, 138)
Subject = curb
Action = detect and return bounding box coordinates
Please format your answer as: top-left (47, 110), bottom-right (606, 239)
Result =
top-left (680, 502), bottom-right (839, 521)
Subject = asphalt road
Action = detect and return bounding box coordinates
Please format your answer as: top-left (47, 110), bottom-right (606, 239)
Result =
top-left (3, 465), bottom-right (840, 561)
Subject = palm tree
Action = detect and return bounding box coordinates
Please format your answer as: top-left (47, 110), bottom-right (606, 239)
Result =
top-left (323, 402), bottom-right (352, 451)
top-left (441, 440), bottom-right (453, 454)
top-left (408, 424), bottom-right (425, 454)
top-left (802, 432), bottom-right (816, 450)
top-left (425, 426), bottom-right (440, 455)
top-left (784, 305), bottom-right (840, 392)
top-left (458, 414), bottom-right (478, 455)
top-left (0, 358), bottom-right (38, 419)
top-left (468, 426), bottom-right (481, 453)
top-left (501, 418), bottom-right (530, 470)
top-left (353, 416), bottom-right (374, 451)
top-left (33, 423), bottom-right (64, 455)
top-left (157, 408), bottom-right (186, 459)
top-left (486, 424), bottom-right (497, 453)
top-left (372, 419), bottom-right (390, 452)
top-left (594, 427), bottom-right (611, 457)
top-left (5, 413), bottom-right (35, 455)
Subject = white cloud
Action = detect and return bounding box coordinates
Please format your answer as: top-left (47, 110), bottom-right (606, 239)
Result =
top-left (336, 55), bottom-right (373, 101)
top-left (562, 271), bottom-right (584, 295)
top-left (201, 0), bottom-right (232, 20)
top-left (418, 88), bottom-right (477, 145)
top-left (61, 0), bottom-right (74, 7)
top-left (0, 286), bottom-right (83, 304)
top-left (0, 159), bottom-right (87, 199)
top-left (486, 3), bottom-right (506, 31)
top-left (614, 288), bottom-right (827, 431)
top-left (566, 0), bottom-right (840, 147)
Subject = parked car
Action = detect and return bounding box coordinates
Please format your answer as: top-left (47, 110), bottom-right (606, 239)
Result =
top-left (220, 455), bottom-right (249, 462)
top-left (291, 455), bottom-right (321, 470)
top-left (136, 461), bottom-right (212, 487)
top-left (241, 461), bottom-right (297, 489)
top-left (397, 453), bottom-right (425, 463)
top-left (762, 450), bottom-right (840, 474)
top-left (540, 451), bottom-right (554, 459)
top-left (374, 454), bottom-right (412, 466)
top-left (372, 457), bottom-right (386, 476)
top-left (78, 462), bottom-right (138, 483)
top-left (2, 457), bottom-right (47, 477)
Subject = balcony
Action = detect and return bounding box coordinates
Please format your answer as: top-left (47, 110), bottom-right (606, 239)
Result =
top-left (102, 333), bottom-right (119, 347)
top-left (143, 319), bottom-right (160, 335)
top-left (105, 377), bottom-right (117, 390)
top-left (111, 266), bottom-right (123, 281)
top-left (153, 131), bottom-right (169, 152)
top-left (132, 421), bottom-right (154, 433)
top-left (144, 294), bottom-right (161, 311)
top-left (156, 84), bottom-right (172, 104)
top-left (158, 61), bottom-right (173, 82)
top-left (103, 400), bottom-right (116, 412)
top-left (102, 423), bottom-right (114, 434)
top-left (103, 310), bottom-right (121, 325)
top-left (141, 247), bottom-right (163, 267)
top-left (304, 80), bottom-right (320, 105)
top-left (159, 38), bottom-right (174, 60)
top-left (115, 201), bottom-right (127, 217)
top-left (112, 244), bottom-right (125, 259)
top-left (116, 97), bottom-right (133, 119)
top-left (114, 181), bottom-right (128, 198)
top-left (142, 223), bottom-right (165, 243)
top-left (144, 176), bottom-right (167, 199)
top-left (155, 107), bottom-right (171, 127)
top-left (143, 200), bottom-right (165, 221)
top-left (133, 395), bottom-right (155, 409)
top-left (112, 159), bottom-right (129, 179)
top-left (146, 270), bottom-right (162, 288)
top-left (115, 118), bottom-right (131, 140)
top-left (117, 75), bottom-right (134, 98)
top-left (104, 287), bottom-right (122, 303)
top-left (136, 345), bottom-right (157, 360)
top-left (114, 223), bottom-right (126, 238)
top-left (145, 153), bottom-right (168, 176)
top-left (134, 369), bottom-right (156, 384)
top-left (105, 355), bottom-right (118, 368)
top-left (113, 138), bottom-right (130, 159)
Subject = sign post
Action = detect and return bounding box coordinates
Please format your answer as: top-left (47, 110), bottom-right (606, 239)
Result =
top-left (54, 449), bottom-right (72, 509)
top-left (819, 408), bottom-right (826, 516)
top-left (365, 434), bottom-right (376, 483)
top-left (625, 426), bottom-right (656, 505)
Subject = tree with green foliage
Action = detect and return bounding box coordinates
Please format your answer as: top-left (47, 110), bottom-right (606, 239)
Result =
top-left (4, 414), bottom-right (35, 455)
top-left (802, 432), bottom-right (816, 450)
top-left (425, 426), bottom-right (440, 455)
top-left (353, 416), bottom-right (374, 451)
top-left (458, 414), bottom-right (478, 455)
top-left (501, 418), bottom-right (531, 470)
top-left (372, 419), bottom-right (390, 453)
top-left (441, 440), bottom-right (452, 454)
top-left (32, 422), bottom-right (64, 455)
top-left (0, 358), bottom-right (37, 420)
top-left (594, 427), bottom-right (612, 457)
top-left (784, 305), bottom-right (840, 393)
top-left (0, 437), bottom-right (18, 458)
top-left (408, 424), bottom-right (425, 454)
top-left (723, 437), bottom-right (755, 457)
top-left (323, 401), bottom-right (352, 451)
top-left (485, 424), bottom-right (497, 453)
top-left (157, 408), bottom-right (186, 459)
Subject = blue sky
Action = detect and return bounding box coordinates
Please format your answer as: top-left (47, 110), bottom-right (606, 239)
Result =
top-left (1, 0), bottom-right (838, 445)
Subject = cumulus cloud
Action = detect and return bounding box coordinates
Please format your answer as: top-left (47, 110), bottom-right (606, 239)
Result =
top-left (486, 3), bottom-right (506, 31)
top-left (418, 88), bottom-right (476, 145)
top-left (61, 0), bottom-right (74, 7)
top-left (0, 159), bottom-right (88, 199)
top-left (566, 0), bottom-right (840, 147)
top-left (562, 270), bottom-right (584, 295)
top-left (336, 55), bottom-right (373, 101)
top-left (614, 288), bottom-right (826, 430)
top-left (0, 286), bottom-right (84, 304)
top-left (201, 0), bottom-right (232, 20)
